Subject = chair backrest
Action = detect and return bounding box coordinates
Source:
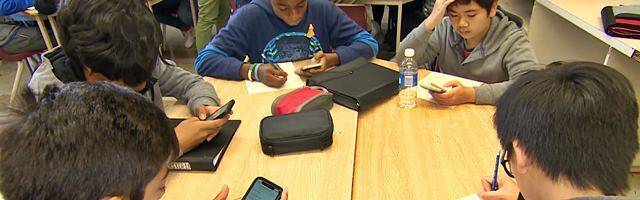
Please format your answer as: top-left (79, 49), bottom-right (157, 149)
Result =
top-left (0, 48), bottom-right (39, 62)
top-left (337, 4), bottom-right (368, 30)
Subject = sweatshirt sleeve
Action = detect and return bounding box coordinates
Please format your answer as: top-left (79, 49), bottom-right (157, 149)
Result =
top-left (474, 33), bottom-right (542, 105)
top-left (0, 0), bottom-right (35, 16)
top-left (328, 5), bottom-right (378, 64)
top-left (194, 10), bottom-right (250, 80)
top-left (155, 59), bottom-right (221, 115)
top-left (392, 21), bottom-right (442, 68)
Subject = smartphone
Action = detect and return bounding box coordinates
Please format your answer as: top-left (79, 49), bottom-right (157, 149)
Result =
top-left (241, 177), bottom-right (283, 200)
top-left (298, 58), bottom-right (322, 71)
top-left (204, 100), bottom-right (235, 121)
top-left (420, 82), bottom-right (447, 94)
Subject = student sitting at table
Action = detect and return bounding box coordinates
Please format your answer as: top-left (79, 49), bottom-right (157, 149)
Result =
top-left (0, 0), bottom-right (53, 53)
top-left (27, 0), bottom-right (226, 154)
top-left (393, 0), bottom-right (541, 105)
top-left (194, 0), bottom-right (379, 87)
top-left (0, 82), bottom-right (288, 200)
top-left (477, 61), bottom-right (638, 200)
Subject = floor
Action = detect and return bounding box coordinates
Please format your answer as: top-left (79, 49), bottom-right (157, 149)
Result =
top-left (1, 1), bottom-right (639, 197)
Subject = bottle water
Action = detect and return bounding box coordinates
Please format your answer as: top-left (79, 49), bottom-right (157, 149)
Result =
top-left (399, 48), bottom-right (417, 108)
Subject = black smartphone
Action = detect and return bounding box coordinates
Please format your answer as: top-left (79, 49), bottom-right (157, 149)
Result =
top-left (241, 177), bottom-right (283, 200)
top-left (204, 100), bottom-right (235, 121)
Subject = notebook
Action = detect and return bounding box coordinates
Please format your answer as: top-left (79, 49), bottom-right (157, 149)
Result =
top-left (168, 120), bottom-right (241, 171)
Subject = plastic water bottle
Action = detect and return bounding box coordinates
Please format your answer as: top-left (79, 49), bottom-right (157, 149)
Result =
top-left (399, 48), bottom-right (417, 108)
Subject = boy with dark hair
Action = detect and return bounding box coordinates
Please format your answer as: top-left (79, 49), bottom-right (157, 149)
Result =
top-left (27, 0), bottom-right (227, 153)
top-left (0, 82), bottom-right (180, 199)
top-left (394, 0), bottom-right (541, 105)
top-left (478, 61), bottom-right (639, 200)
top-left (0, 82), bottom-right (289, 200)
top-left (194, 0), bottom-right (378, 87)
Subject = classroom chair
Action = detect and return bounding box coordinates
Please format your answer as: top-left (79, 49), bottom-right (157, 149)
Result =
top-left (337, 4), bottom-right (368, 30)
top-left (0, 49), bottom-right (39, 105)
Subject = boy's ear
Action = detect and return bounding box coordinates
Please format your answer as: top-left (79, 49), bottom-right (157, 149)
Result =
top-left (489, 0), bottom-right (499, 17)
top-left (512, 140), bottom-right (532, 175)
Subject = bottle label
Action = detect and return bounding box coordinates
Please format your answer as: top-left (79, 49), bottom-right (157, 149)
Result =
top-left (401, 73), bottom-right (417, 87)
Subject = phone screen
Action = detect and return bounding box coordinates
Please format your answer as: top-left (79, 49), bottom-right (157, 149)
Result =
top-left (243, 178), bottom-right (282, 200)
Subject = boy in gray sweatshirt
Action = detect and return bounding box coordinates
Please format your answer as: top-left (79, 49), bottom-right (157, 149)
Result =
top-left (393, 0), bottom-right (541, 105)
top-left (27, 0), bottom-right (227, 154)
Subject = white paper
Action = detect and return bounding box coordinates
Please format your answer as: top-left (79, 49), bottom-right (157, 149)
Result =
top-left (245, 62), bottom-right (306, 95)
top-left (417, 71), bottom-right (484, 103)
top-left (457, 194), bottom-right (481, 200)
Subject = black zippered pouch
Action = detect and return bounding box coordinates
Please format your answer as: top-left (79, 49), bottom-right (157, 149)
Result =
top-left (259, 109), bottom-right (333, 156)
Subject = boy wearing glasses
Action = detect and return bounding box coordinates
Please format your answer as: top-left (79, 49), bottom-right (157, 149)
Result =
top-left (393, 0), bottom-right (541, 106)
top-left (478, 61), bottom-right (639, 200)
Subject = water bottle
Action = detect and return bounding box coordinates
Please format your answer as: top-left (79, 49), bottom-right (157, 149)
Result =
top-left (399, 48), bottom-right (417, 108)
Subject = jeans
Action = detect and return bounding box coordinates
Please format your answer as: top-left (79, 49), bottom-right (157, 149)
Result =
top-left (153, 0), bottom-right (197, 31)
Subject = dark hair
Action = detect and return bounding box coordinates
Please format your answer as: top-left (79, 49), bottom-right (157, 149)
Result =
top-left (448, 0), bottom-right (495, 12)
top-left (494, 61), bottom-right (639, 195)
top-left (58, 0), bottom-right (164, 86)
top-left (0, 82), bottom-right (179, 199)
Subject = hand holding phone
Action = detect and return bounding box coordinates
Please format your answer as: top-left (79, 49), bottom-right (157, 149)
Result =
top-left (242, 177), bottom-right (283, 200)
top-left (420, 82), bottom-right (447, 94)
top-left (302, 59), bottom-right (323, 71)
top-left (205, 100), bottom-right (235, 121)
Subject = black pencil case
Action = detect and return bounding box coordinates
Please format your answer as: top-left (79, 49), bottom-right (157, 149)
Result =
top-left (259, 109), bottom-right (334, 156)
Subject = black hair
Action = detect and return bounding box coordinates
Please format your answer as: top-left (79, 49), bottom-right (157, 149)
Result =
top-left (58, 0), bottom-right (165, 86)
top-left (0, 82), bottom-right (179, 199)
top-left (448, 0), bottom-right (495, 13)
top-left (494, 61), bottom-right (639, 195)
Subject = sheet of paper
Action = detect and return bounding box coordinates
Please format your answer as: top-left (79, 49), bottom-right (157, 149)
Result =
top-left (245, 62), bottom-right (306, 94)
top-left (457, 194), bottom-right (481, 200)
top-left (417, 71), bottom-right (484, 103)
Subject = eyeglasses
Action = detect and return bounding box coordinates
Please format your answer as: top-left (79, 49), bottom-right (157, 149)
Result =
top-left (501, 145), bottom-right (514, 178)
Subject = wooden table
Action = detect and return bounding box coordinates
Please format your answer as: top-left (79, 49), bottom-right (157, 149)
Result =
top-left (23, 8), bottom-right (61, 50)
top-left (352, 59), bottom-right (499, 199)
top-left (365, 0), bottom-right (415, 51)
top-left (164, 59), bottom-right (499, 199)
top-left (163, 77), bottom-right (359, 199)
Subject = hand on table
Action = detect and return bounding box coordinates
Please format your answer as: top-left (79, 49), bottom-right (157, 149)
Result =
top-left (430, 80), bottom-right (476, 105)
top-left (295, 51), bottom-right (339, 77)
top-left (259, 64), bottom-right (288, 87)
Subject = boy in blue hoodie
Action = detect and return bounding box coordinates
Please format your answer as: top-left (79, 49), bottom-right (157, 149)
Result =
top-left (195, 0), bottom-right (378, 87)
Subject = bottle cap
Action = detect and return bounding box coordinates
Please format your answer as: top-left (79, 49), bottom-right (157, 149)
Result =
top-left (404, 48), bottom-right (414, 57)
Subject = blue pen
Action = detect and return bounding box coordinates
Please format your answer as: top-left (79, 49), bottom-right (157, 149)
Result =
top-left (491, 149), bottom-right (501, 191)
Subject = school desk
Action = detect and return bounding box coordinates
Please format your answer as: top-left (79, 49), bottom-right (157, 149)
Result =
top-left (162, 58), bottom-right (500, 199)
top-left (528, 0), bottom-right (640, 171)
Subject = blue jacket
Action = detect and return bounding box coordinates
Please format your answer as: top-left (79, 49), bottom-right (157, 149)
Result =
top-left (195, 0), bottom-right (378, 80)
top-left (0, 0), bottom-right (34, 16)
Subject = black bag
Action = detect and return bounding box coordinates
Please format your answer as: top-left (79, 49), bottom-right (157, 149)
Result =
top-left (307, 58), bottom-right (398, 111)
top-left (259, 109), bottom-right (333, 156)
